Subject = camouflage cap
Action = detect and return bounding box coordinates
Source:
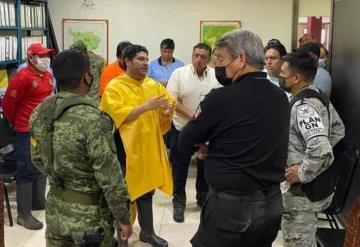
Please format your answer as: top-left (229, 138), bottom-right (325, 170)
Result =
top-left (70, 40), bottom-right (88, 54)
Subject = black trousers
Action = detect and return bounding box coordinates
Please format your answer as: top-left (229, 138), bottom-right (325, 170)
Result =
top-left (191, 187), bottom-right (283, 247)
top-left (167, 126), bottom-right (208, 206)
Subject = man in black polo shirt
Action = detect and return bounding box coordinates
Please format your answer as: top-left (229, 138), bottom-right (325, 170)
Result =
top-left (178, 29), bottom-right (290, 247)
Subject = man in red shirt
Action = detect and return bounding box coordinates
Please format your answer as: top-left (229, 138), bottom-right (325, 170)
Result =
top-left (2, 43), bottom-right (55, 230)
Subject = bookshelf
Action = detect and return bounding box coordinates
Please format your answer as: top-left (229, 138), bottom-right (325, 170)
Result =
top-left (0, 0), bottom-right (49, 67)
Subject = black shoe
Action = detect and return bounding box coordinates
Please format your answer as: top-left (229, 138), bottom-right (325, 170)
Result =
top-left (17, 215), bottom-right (43, 230)
top-left (139, 231), bottom-right (168, 247)
top-left (173, 206), bottom-right (184, 223)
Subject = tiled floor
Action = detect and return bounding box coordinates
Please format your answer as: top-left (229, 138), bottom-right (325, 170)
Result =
top-left (4, 167), bottom-right (285, 247)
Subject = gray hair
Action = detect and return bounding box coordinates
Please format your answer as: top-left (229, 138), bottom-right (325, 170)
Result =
top-left (216, 29), bottom-right (265, 70)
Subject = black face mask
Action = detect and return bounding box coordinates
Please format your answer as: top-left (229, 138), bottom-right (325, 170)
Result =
top-left (215, 66), bottom-right (233, 86)
top-left (278, 76), bottom-right (292, 93)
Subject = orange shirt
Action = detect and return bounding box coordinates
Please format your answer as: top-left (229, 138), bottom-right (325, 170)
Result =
top-left (99, 61), bottom-right (125, 96)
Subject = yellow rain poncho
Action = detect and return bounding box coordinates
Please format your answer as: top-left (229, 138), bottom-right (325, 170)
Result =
top-left (100, 74), bottom-right (174, 201)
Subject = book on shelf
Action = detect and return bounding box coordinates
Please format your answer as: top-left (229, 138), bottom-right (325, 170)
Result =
top-left (1, 0), bottom-right (50, 64)
top-left (0, 1), bottom-right (6, 27)
top-left (0, 0), bottom-right (16, 27)
top-left (0, 35), bottom-right (17, 62)
top-left (21, 3), bottom-right (46, 29)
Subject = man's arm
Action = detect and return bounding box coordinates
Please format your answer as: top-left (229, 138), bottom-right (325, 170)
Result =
top-left (100, 82), bottom-right (171, 127)
top-left (124, 95), bottom-right (170, 124)
top-left (296, 103), bottom-right (333, 183)
top-left (178, 91), bottom-right (222, 153)
top-left (166, 68), bottom-right (194, 119)
top-left (88, 114), bottom-right (131, 225)
top-left (29, 110), bottom-right (47, 175)
top-left (328, 104), bottom-right (345, 147)
top-left (1, 74), bottom-right (28, 125)
top-left (157, 83), bottom-right (176, 134)
top-left (175, 102), bottom-right (194, 121)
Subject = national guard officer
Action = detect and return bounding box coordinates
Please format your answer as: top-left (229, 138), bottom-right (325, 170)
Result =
top-left (30, 49), bottom-right (132, 246)
top-left (279, 51), bottom-right (345, 247)
top-left (178, 29), bottom-right (290, 247)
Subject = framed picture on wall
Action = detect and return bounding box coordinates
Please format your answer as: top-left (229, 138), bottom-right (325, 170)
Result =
top-left (62, 19), bottom-right (109, 61)
top-left (200, 20), bottom-right (241, 49)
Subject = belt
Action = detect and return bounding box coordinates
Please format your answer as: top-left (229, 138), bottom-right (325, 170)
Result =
top-left (209, 185), bottom-right (280, 202)
top-left (49, 186), bottom-right (106, 207)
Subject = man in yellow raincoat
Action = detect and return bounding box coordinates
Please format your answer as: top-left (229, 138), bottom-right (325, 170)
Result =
top-left (100, 44), bottom-right (174, 247)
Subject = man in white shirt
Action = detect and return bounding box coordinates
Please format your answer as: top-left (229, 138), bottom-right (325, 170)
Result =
top-left (264, 39), bottom-right (290, 98)
top-left (166, 43), bottom-right (221, 223)
top-left (264, 40), bottom-right (286, 84)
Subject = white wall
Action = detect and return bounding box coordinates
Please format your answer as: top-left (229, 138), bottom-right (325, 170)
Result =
top-left (48, 0), bottom-right (294, 64)
top-left (299, 0), bottom-right (332, 17)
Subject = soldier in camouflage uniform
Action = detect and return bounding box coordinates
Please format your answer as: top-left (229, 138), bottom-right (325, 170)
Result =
top-left (29, 49), bottom-right (132, 246)
top-left (70, 40), bottom-right (105, 104)
top-left (278, 51), bottom-right (345, 247)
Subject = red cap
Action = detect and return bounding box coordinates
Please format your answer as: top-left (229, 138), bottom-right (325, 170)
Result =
top-left (27, 43), bottom-right (55, 56)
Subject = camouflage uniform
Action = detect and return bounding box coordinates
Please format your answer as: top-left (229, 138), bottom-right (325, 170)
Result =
top-left (88, 52), bottom-right (105, 104)
top-left (30, 91), bottom-right (130, 246)
top-left (281, 85), bottom-right (345, 247)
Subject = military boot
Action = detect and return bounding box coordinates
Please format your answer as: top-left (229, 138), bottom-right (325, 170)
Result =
top-left (32, 174), bottom-right (47, 210)
top-left (137, 194), bottom-right (168, 247)
top-left (16, 182), bottom-right (43, 230)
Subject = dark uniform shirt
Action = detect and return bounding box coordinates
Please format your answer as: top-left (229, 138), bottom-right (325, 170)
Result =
top-left (178, 72), bottom-right (290, 193)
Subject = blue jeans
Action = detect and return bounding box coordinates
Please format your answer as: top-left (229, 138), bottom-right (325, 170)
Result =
top-left (14, 132), bottom-right (41, 184)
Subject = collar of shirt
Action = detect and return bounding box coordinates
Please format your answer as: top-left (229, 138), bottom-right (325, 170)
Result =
top-left (190, 64), bottom-right (209, 80)
top-left (57, 91), bottom-right (80, 99)
top-left (234, 71), bottom-right (267, 83)
top-left (123, 74), bottom-right (146, 85)
top-left (158, 57), bottom-right (176, 66)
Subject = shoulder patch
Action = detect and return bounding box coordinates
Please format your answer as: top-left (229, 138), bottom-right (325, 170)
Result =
top-left (30, 137), bottom-right (38, 148)
top-left (297, 104), bottom-right (327, 141)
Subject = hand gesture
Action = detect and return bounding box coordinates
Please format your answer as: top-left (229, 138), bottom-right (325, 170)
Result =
top-left (146, 95), bottom-right (168, 110)
top-left (194, 144), bottom-right (208, 160)
top-left (161, 102), bottom-right (175, 116)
